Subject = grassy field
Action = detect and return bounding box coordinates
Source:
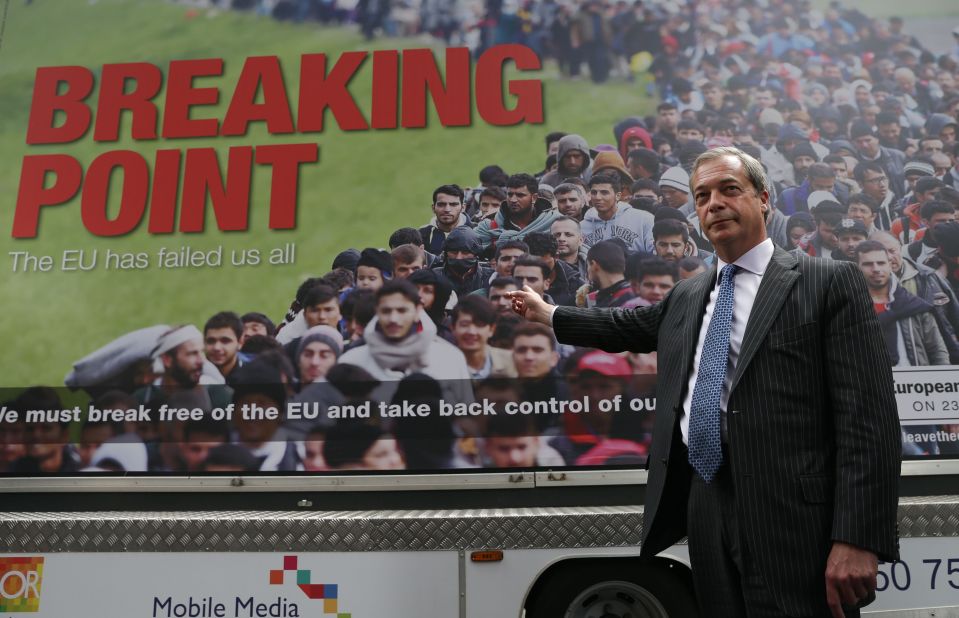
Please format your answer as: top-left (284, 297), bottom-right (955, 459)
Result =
top-left (0, 0), bottom-right (655, 386)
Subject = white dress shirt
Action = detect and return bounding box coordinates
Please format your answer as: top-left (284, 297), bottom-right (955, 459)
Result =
top-left (680, 238), bottom-right (775, 445)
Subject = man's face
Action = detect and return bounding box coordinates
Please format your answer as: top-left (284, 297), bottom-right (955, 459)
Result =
top-left (513, 265), bottom-right (546, 296)
top-left (755, 89), bottom-right (776, 109)
top-left (792, 155), bottom-right (816, 177)
top-left (809, 174), bottom-right (836, 193)
top-left (204, 327), bottom-right (239, 370)
top-left (299, 341), bottom-right (337, 383)
top-left (926, 211), bottom-right (956, 228)
top-left (242, 321), bottom-right (268, 343)
top-left (861, 169), bottom-right (889, 200)
top-left (829, 161), bottom-right (849, 178)
top-left (179, 431), bottom-right (226, 472)
top-left (512, 334), bottom-right (558, 378)
top-left (551, 220), bottom-right (582, 258)
top-left (166, 340), bottom-right (204, 387)
top-left (355, 266), bottom-right (385, 290)
top-left (818, 221), bottom-right (839, 250)
top-left (660, 185), bottom-right (688, 209)
top-left (837, 233), bottom-right (867, 259)
top-left (548, 140), bottom-right (561, 156)
top-left (878, 122), bottom-right (901, 143)
top-left (432, 192), bottom-right (463, 228)
top-left (452, 314), bottom-right (493, 355)
top-left (555, 190), bottom-right (585, 218)
top-left (561, 150), bottom-right (586, 172)
top-left (921, 139), bottom-right (945, 157)
top-left (376, 293), bottom-right (419, 341)
top-left (876, 236), bottom-right (903, 273)
top-left (678, 128), bottom-right (704, 143)
top-left (415, 284), bottom-right (435, 310)
top-left (854, 134), bottom-right (880, 158)
top-left (703, 87), bottom-right (724, 108)
top-left (394, 256), bottom-right (425, 279)
top-left (362, 438), bottom-right (404, 470)
top-left (489, 284), bottom-right (519, 315)
top-left (932, 154), bottom-right (952, 178)
top-left (917, 188), bottom-right (941, 205)
top-left (692, 156), bottom-right (769, 259)
top-left (658, 108), bottom-right (679, 130)
top-left (486, 436), bottom-right (538, 468)
top-left (506, 186), bottom-right (534, 218)
top-left (858, 250), bottom-right (892, 290)
top-left (655, 235), bottom-right (686, 262)
top-left (589, 183), bottom-right (620, 217)
top-left (304, 298), bottom-right (342, 328)
top-left (848, 203), bottom-right (875, 229)
top-left (628, 158), bottom-right (650, 180)
top-left (495, 247), bottom-right (526, 277)
top-left (626, 137), bottom-right (646, 152)
top-left (635, 274), bottom-right (675, 303)
top-left (479, 195), bottom-right (501, 218)
top-left (941, 125), bottom-right (957, 145)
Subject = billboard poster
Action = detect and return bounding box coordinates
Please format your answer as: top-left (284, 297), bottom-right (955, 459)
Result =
top-left (1, 0), bottom-right (958, 477)
top-left (0, 552), bottom-right (459, 616)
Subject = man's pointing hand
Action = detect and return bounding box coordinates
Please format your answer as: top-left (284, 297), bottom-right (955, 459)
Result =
top-left (508, 285), bottom-right (556, 326)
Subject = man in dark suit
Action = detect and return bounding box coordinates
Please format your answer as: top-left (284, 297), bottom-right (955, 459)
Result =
top-left (510, 147), bottom-right (901, 617)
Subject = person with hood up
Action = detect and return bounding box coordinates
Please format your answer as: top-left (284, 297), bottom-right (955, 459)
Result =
top-left (338, 279), bottom-right (473, 405)
top-left (778, 162), bottom-right (849, 216)
top-left (408, 267), bottom-right (455, 343)
top-left (432, 227), bottom-right (494, 297)
top-left (618, 125), bottom-right (653, 161)
top-left (540, 134), bottom-right (593, 188)
top-left (474, 173), bottom-right (560, 253)
top-left (580, 171), bottom-right (654, 255)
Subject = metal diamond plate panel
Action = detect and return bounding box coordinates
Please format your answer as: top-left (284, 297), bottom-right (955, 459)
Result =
top-left (898, 495), bottom-right (959, 538)
top-left (0, 507), bottom-right (645, 553)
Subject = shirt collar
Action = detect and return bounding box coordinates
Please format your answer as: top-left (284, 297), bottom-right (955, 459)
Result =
top-left (716, 237), bottom-right (775, 277)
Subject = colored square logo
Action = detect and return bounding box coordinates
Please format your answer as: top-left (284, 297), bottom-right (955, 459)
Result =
top-left (0, 557), bottom-right (44, 612)
top-left (269, 570), bottom-right (284, 585)
top-left (323, 598), bottom-right (338, 613)
top-left (283, 555), bottom-right (297, 570)
top-left (296, 570), bottom-right (311, 585)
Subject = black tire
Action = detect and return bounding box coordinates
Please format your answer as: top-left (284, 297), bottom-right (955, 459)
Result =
top-left (526, 559), bottom-right (699, 618)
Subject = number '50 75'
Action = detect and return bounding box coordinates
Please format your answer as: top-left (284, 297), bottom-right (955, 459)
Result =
top-left (877, 559), bottom-right (959, 591)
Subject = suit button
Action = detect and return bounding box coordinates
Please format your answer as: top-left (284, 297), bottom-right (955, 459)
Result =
top-left (661, 458), bottom-right (668, 466)
top-left (731, 410), bottom-right (740, 415)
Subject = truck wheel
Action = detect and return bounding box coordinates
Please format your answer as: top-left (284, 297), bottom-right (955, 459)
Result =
top-left (526, 561), bottom-right (699, 618)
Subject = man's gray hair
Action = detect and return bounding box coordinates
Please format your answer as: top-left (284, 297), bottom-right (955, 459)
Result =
top-left (691, 146), bottom-right (769, 196)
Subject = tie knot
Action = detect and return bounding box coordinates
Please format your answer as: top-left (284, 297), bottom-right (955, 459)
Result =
top-left (720, 264), bottom-right (739, 284)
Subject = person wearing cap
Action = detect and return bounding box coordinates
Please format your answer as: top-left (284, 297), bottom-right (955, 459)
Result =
top-left (450, 295), bottom-right (516, 380)
top-left (796, 193), bottom-right (846, 259)
top-left (550, 350), bottom-right (635, 465)
top-left (891, 178), bottom-right (945, 243)
top-left (854, 161), bottom-right (898, 231)
top-left (618, 126), bottom-right (653, 162)
top-left (355, 248), bottom-right (393, 291)
top-left (850, 119), bottom-right (907, 199)
top-left (762, 123), bottom-right (828, 188)
top-left (833, 218), bottom-right (870, 261)
top-left (295, 325), bottom-right (343, 385)
top-left (580, 172), bottom-right (655, 255)
top-left (432, 227), bottom-right (493, 297)
top-left (510, 147), bottom-right (899, 617)
top-left (475, 173), bottom-right (561, 253)
top-left (540, 134), bottom-right (594, 188)
top-left (788, 141), bottom-right (820, 186)
top-left (855, 240), bottom-right (949, 367)
top-left (591, 151), bottom-right (635, 190)
top-left (898, 160), bottom-right (936, 208)
top-left (338, 279), bottom-right (473, 406)
top-left (418, 184), bottom-right (469, 256)
top-left (658, 165), bottom-right (692, 213)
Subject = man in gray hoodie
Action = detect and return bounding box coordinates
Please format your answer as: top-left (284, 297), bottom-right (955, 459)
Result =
top-left (541, 134), bottom-right (593, 188)
top-left (580, 172), bottom-right (654, 255)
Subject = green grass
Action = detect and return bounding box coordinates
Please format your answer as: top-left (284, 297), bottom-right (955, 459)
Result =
top-left (0, 0), bottom-right (655, 386)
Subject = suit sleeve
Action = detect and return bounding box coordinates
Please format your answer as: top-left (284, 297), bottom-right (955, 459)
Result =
top-left (552, 297), bottom-right (666, 353)
top-left (823, 262), bottom-right (902, 561)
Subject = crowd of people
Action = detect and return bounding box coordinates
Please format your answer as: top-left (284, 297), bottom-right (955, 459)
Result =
top-left (4, 0), bottom-right (959, 474)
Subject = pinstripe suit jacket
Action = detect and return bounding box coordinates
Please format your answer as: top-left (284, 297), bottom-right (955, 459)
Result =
top-left (553, 246), bottom-right (901, 615)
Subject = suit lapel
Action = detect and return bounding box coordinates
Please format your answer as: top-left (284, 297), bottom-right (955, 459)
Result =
top-left (729, 247), bottom-right (800, 392)
top-left (678, 266), bottom-right (717, 376)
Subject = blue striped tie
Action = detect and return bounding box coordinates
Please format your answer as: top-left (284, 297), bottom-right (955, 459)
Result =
top-left (689, 264), bottom-right (739, 482)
